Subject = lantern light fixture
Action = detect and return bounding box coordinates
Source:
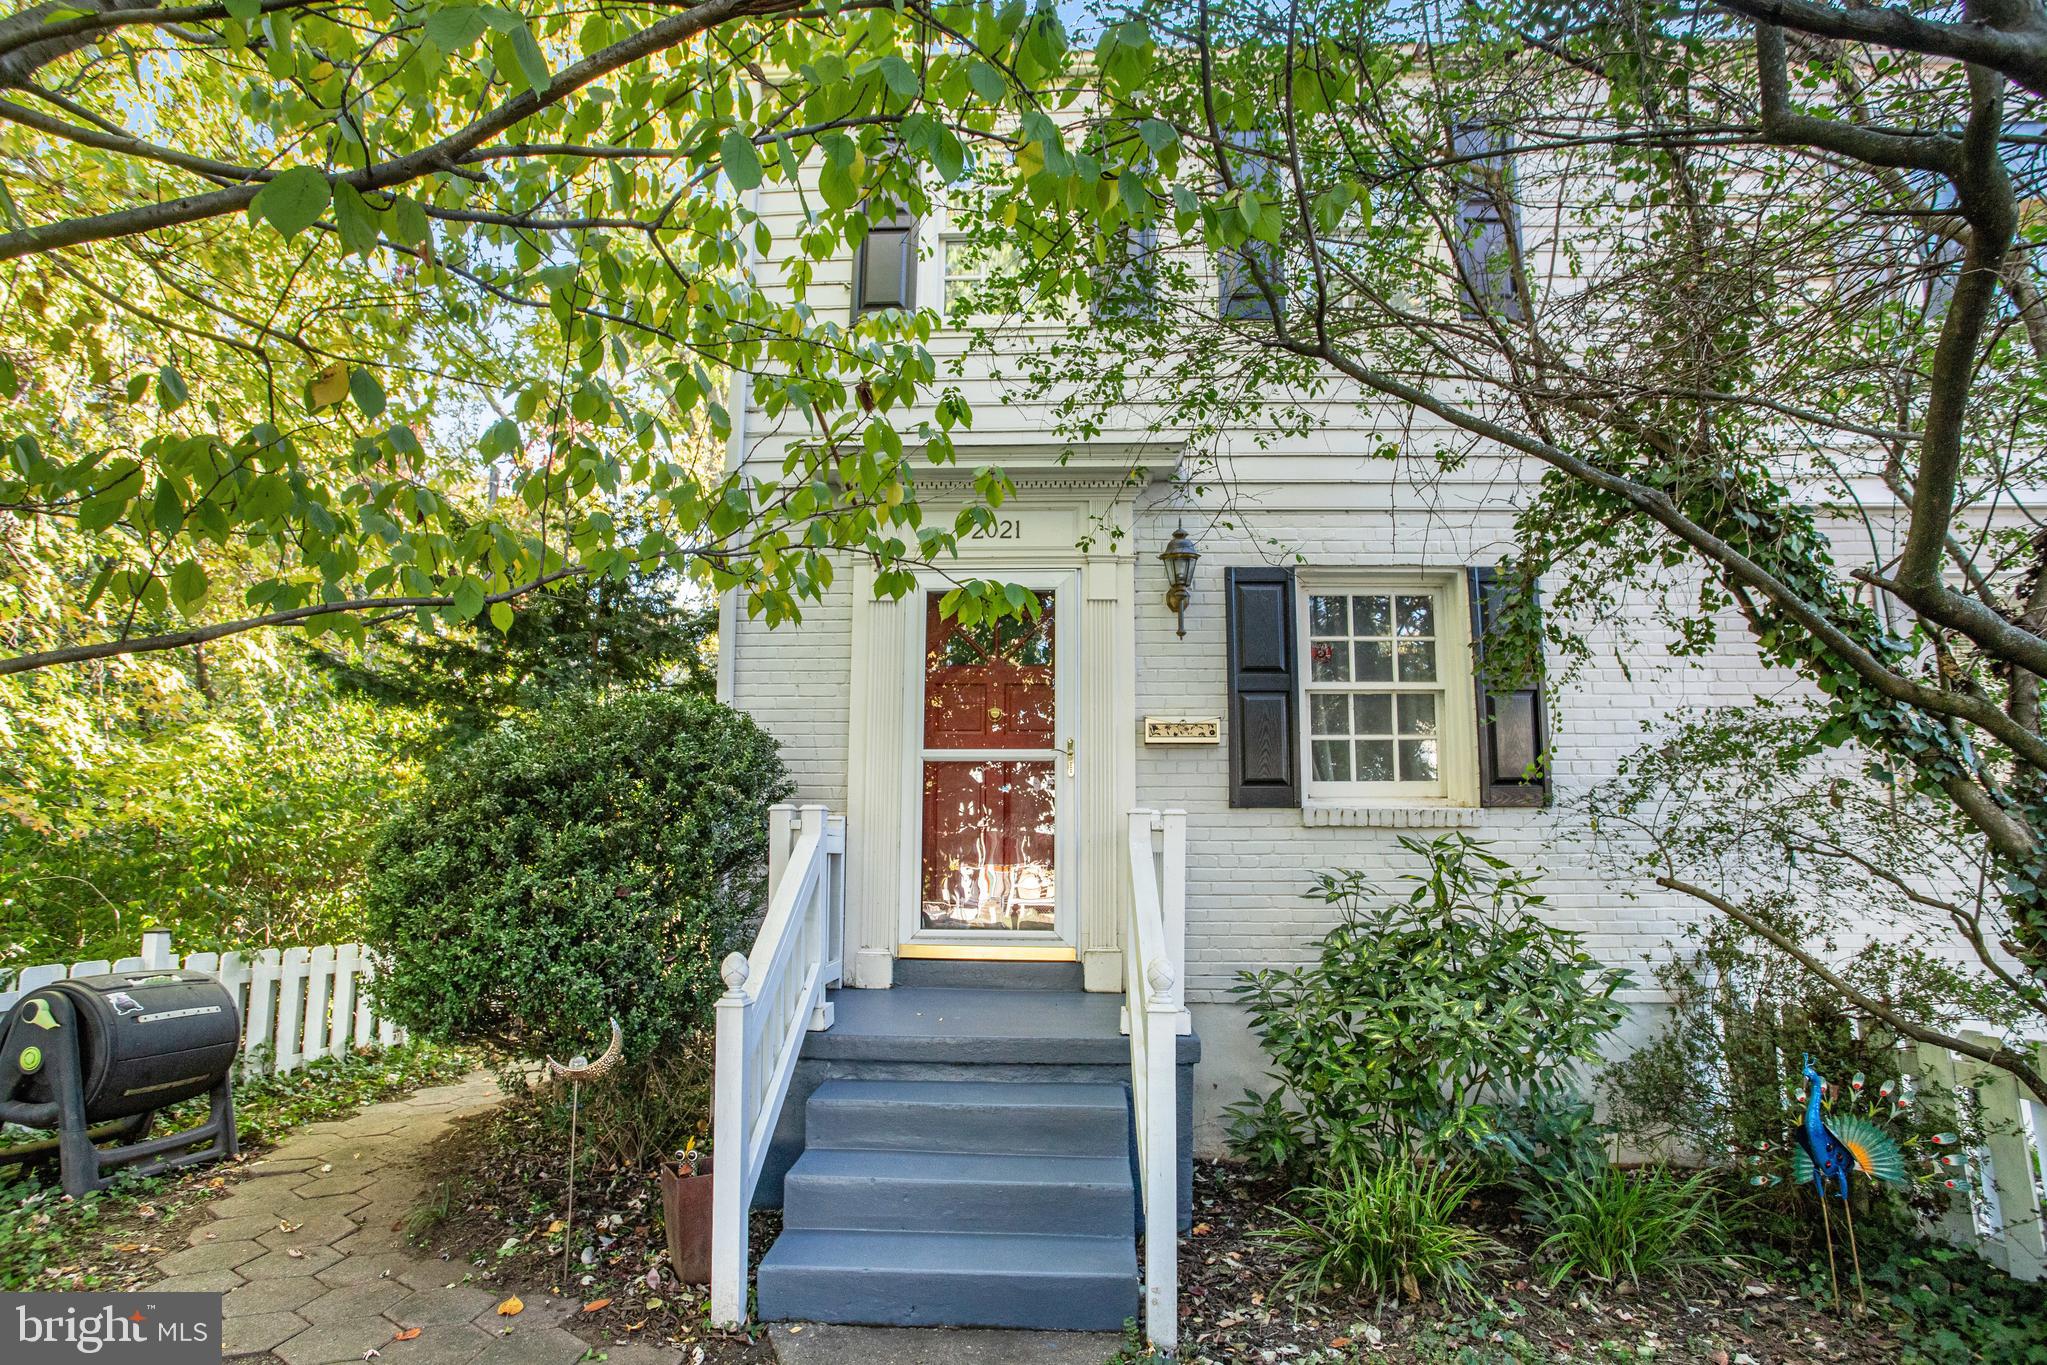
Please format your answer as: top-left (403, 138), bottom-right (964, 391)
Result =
top-left (1160, 524), bottom-right (1201, 638)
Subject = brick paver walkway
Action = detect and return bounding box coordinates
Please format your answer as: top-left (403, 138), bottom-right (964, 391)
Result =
top-left (140, 1074), bottom-right (663, 1365)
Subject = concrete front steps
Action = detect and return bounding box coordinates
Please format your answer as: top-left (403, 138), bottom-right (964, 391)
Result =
top-left (755, 1076), bottom-right (1141, 1330)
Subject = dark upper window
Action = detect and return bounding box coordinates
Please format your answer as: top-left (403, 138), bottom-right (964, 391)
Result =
top-left (1219, 130), bottom-right (1282, 320)
top-left (852, 212), bottom-right (918, 317)
top-left (1451, 123), bottom-right (1525, 321)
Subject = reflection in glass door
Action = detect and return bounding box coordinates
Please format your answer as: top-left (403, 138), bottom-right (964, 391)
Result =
top-left (917, 589), bottom-right (1059, 935)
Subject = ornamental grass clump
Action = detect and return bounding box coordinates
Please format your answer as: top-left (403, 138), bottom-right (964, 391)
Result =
top-left (1521, 1165), bottom-right (1734, 1288)
top-left (1260, 1157), bottom-right (1498, 1303)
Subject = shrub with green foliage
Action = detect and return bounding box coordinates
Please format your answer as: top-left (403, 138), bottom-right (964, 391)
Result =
top-left (365, 691), bottom-right (790, 1063)
top-left (1226, 836), bottom-right (1632, 1172)
top-left (1260, 1157), bottom-right (1497, 1303)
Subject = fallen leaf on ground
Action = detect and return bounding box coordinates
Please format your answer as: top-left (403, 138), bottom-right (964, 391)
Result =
top-left (582, 1299), bottom-right (611, 1313)
top-left (392, 1328), bottom-right (422, 1342)
top-left (497, 1296), bottom-right (523, 1316)
top-left (279, 1219), bottom-right (302, 1233)
top-left (286, 1249), bottom-right (305, 1259)
top-left (321, 1163), bottom-right (333, 1173)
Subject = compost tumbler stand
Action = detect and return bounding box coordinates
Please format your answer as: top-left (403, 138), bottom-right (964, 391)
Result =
top-left (0, 989), bottom-right (237, 1196)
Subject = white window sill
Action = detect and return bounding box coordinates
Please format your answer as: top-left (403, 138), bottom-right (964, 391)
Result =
top-left (1301, 802), bottom-right (1481, 829)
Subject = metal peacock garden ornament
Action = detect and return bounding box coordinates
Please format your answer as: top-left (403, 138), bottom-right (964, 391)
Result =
top-left (1736, 1055), bottom-right (1972, 1313)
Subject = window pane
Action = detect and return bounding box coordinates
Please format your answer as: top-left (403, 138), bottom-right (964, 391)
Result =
top-left (1398, 693), bottom-right (1438, 737)
top-left (1395, 595), bottom-right (1436, 638)
top-left (1399, 738), bottom-right (1440, 782)
top-left (1355, 640), bottom-right (1393, 682)
top-left (1311, 694), bottom-right (1351, 736)
top-left (860, 226), bottom-right (912, 311)
top-left (1353, 693), bottom-right (1392, 735)
top-left (1353, 595), bottom-right (1391, 637)
top-left (1309, 594), bottom-right (1348, 637)
top-left (924, 591), bottom-right (1055, 748)
top-left (1312, 740), bottom-right (1352, 782)
top-left (1396, 639), bottom-right (1437, 682)
top-left (1355, 740), bottom-right (1395, 782)
top-left (1310, 640), bottom-right (1350, 682)
top-left (919, 758), bottom-right (1056, 933)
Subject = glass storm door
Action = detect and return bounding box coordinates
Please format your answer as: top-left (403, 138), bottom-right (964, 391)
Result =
top-left (912, 585), bottom-right (1068, 946)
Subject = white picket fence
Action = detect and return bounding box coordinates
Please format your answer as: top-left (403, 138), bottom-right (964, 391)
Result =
top-left (0, 929), bottom-right (404, 1077)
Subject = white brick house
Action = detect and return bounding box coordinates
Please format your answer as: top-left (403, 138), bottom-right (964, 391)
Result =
top-left (699, 173), bottom-right (1812, 1340)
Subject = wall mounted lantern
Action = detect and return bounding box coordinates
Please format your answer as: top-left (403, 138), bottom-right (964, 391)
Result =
top-left (1160, 524), bottom-right (1201, 638)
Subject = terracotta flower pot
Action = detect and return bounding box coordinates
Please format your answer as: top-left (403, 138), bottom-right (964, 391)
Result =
top-left (658, 1155), bottom-right (713, 1285)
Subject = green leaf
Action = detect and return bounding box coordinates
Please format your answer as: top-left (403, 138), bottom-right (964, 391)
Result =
top-left (720, 129), bottom-right (762, 192)
top-left (966, 59), bottom-right (1007, 104)
top-left (878, 54), bottom-right (920, 99)
top-left (155, 364), bottom-right (189, 411)
top-left (251, 166), bottom-right (331, 240)
top-left (332, 182), bottom-right (379, 257)
top-left (452, 578), bottom-right (486, 620)
top-left (392, 196), bottom-right (430, 247)
top-left (818, 157), bottom-right (857, 211)
top-left (169, 559), bottom-right (209, 613)
top-left (349, 367), bottom-right (387, 419)
top-left (424, 5), bottom-right (487, 51)
top-left (489, 600), bottom-right (514, 633)
top-left (503, 22), bottom-right (551, 94)
top-left (221, 0), bottom-right (259, 21)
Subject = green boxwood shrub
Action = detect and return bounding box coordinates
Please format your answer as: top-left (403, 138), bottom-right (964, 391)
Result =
top-left (364, 690), bottom-right (791, 1063)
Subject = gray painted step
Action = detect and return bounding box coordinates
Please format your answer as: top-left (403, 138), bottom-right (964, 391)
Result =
top-left (804, 1079), bottom-right (1129, 1158)
top-left (889, 959), bottom-right (1085, 991)
top-left (756, 1229), bottom-right (1138, 1331)
top-left (781, 1147), bottom-right (1134, 1236)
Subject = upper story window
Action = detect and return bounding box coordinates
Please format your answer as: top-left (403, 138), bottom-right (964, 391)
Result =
top-left (940, 235), bottom-right (1030, 314)
top-left (1299, 578), bottom-right (1472, 801)
top-left (1451, 123), bottom-right (1525, 321)
top-left (852, 211), bottom-right (918, 318)
top-left (1219, 129), bottom-right (1282, 320)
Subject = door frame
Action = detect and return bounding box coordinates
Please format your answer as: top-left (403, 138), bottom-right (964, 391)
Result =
top-left (898, 568), bottom-right (1081, 958)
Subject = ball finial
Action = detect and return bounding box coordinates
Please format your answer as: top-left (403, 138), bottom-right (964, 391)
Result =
top-left (720, 953), bottom-right (751, 992)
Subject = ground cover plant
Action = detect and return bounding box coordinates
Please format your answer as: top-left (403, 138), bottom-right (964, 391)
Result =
top-left (0, 1039), bottom-right (469, 1292)
top-left (402, 1052), bottom-right (777, 1362)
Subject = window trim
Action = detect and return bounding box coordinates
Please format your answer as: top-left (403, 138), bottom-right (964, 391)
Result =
top-left (1294, 571), bottom-right (1478, 807)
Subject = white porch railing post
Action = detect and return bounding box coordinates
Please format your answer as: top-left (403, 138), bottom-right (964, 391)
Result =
top-left (768, 803), bottom-right (796, 898)
top-left (1161, 810), bottom-right (1189, 1033)
top-left (1124, 809), bottom-right (1180, 1356)
top-left (710, 953), bottom-right (753, 1327)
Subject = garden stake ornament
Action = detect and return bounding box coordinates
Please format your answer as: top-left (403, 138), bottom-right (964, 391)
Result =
top-left (548, 1018), bottom-right (623, 1281)
top-left (1792, 1055), bottom-right (1906, 1314)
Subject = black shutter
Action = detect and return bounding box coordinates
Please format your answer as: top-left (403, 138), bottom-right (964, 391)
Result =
top-left (852, 212), bottom-right (917, 317)
top-left (1226, 565), bottom-right (1299, 808)
top-left (1466, 566), bottom-right (1550, 807)
top-left (1450, 124), bottom-right (1524, 321)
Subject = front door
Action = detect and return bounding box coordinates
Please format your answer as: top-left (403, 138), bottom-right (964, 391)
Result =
top-left (905, 577), bottom-right (1074, 957)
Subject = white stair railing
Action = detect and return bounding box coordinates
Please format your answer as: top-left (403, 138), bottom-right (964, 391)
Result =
top-left (710, 802), bottom-right (846, 1326)
top-left (1125, 808), bottom-right (1187, 1355)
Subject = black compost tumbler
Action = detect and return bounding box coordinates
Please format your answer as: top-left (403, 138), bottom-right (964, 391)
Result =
top-left (0, 969), bottom-right (239, 1194)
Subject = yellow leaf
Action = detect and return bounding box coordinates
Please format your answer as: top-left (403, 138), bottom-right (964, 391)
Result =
top-left (496, 1296), bottom-right (523, 1317)
top-left (392, 1327), bottom-right (422, 1342)
top-left (308, 362), bottom-right (349, 408)
top-left (581, 1298), bottom-right (610, 1313)
top-left (547, 1219), bottom-right (565, 1235)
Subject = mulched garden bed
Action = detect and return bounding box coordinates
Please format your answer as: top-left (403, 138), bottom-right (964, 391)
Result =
top-left (409, 1085), bottom-right (775, 1363)
top-left (1171, 1160), bottom-right (1907, 1365)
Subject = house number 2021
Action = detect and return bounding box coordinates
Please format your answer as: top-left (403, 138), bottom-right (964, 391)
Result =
top-left (969, 518), bottom-right (1022, 541)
